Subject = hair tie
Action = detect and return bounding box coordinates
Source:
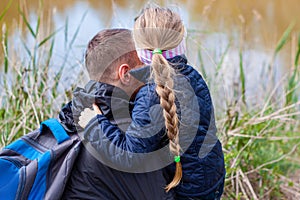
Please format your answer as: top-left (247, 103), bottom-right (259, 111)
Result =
top-left (152, 48), bottom-right (162, 55)
top-left (174, 155), bottom-right (180, 163)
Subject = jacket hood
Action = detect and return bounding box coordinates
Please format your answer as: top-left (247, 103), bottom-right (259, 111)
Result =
top-left (58, 80), bottom-right (133, 133)
top-left (58, 101), bottom-right (76, 133)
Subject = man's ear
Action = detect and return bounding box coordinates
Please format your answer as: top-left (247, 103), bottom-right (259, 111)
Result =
top-left (118, 64), bottom-right (131, 85)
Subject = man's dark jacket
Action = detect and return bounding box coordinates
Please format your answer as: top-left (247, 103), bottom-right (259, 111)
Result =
top-left (60, 82), bottom-right (174, 200)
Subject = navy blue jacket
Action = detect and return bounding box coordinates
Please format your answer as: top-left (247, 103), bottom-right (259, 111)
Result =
top-left (84, 55), bottom-right (226, 198)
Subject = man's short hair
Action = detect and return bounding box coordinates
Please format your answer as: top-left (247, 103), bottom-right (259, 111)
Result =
top-left (85, 29), bottom-right (137, 81)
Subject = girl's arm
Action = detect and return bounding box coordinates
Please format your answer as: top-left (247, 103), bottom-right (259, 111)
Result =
top-left (83, 85), bottom-right (172, 172)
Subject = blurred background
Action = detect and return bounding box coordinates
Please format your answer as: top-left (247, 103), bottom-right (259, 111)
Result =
top-left (1, 0), bottom-right (299, 105)
top-left (0, 0), bottom-right (299, 199)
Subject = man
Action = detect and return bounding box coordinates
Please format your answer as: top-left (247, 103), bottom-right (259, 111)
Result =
top-left (60, 29), bottom-right (173, 199)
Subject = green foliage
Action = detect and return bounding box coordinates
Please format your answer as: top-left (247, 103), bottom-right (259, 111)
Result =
top-left (222, 106), bottom-right (300, 199)
top-left (274, 23), bottom-right (295, 56)
top-left (0, 7), bottom-right (81, 146)
top-left (18, 7), bottom-right (37, 38)
top-left (192, 20), bottom-right (300, 200)
top-left (239, 50), bottom-right (246, 105)
top-left (3, 25), bottom-right (8, 73)
top-left (286, 32), bottom-right (300, 105)
top-left (220, 23), bottom-right (300, 198)
top-left (0, 0), bottom-right (12, 22)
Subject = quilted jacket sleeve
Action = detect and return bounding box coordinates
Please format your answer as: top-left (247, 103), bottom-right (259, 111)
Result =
top-left (83, 84), bottom-right (171, 172)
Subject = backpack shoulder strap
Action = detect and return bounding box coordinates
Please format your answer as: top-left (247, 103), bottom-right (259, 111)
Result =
top-left (40, 118), bottom-right (70, 144)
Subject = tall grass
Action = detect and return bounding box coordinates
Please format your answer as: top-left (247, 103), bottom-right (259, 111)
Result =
top-left (188, 13), bottom-right (299, 198)
top-left (207, 24), bottom-right (299, 199)
top-left (0, 5), bottom-right (85, 146)
top-left (0, 4), bottom-right (300, 200)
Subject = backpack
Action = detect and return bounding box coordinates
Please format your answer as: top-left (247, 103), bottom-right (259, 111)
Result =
top-left (0, 118), bottom-right (81, 200)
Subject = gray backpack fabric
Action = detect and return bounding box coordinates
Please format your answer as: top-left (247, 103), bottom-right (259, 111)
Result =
top-left (0, 118), bottom-right (81, 200)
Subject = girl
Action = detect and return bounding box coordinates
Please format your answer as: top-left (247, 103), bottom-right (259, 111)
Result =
top-left (81, 6), bottom-right (225, 200)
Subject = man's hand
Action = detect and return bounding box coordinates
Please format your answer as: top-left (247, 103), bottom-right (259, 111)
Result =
top-left (78, 104), bottom-right (103, 128)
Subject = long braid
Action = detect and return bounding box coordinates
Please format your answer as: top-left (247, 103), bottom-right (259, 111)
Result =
top-left (152, 53), bottom-right (182, 191)
top-left (133, 5), bottom-right (186, 192)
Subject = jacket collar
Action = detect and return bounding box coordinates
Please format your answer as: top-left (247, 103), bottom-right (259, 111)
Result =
top-left (129, 55), bottom-right (188, 83)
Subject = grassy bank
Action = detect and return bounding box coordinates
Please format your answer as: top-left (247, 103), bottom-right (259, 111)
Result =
top-left (1, 6), bottom-right (300, 200)
top-left (205, 26), bottom-right (300, 199)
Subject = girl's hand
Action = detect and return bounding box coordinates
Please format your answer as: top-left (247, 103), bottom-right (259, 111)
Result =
top-left (78, 104), bottom-right (102, 128)
top-left (93, 103), bottom-right (102, 115)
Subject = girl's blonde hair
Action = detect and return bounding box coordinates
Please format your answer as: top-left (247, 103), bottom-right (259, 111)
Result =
top-left (133, 6), bottom-right (185, 192)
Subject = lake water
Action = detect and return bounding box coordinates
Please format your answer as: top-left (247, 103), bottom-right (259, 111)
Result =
top-left (0, 0), bottom-right (299, 108)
